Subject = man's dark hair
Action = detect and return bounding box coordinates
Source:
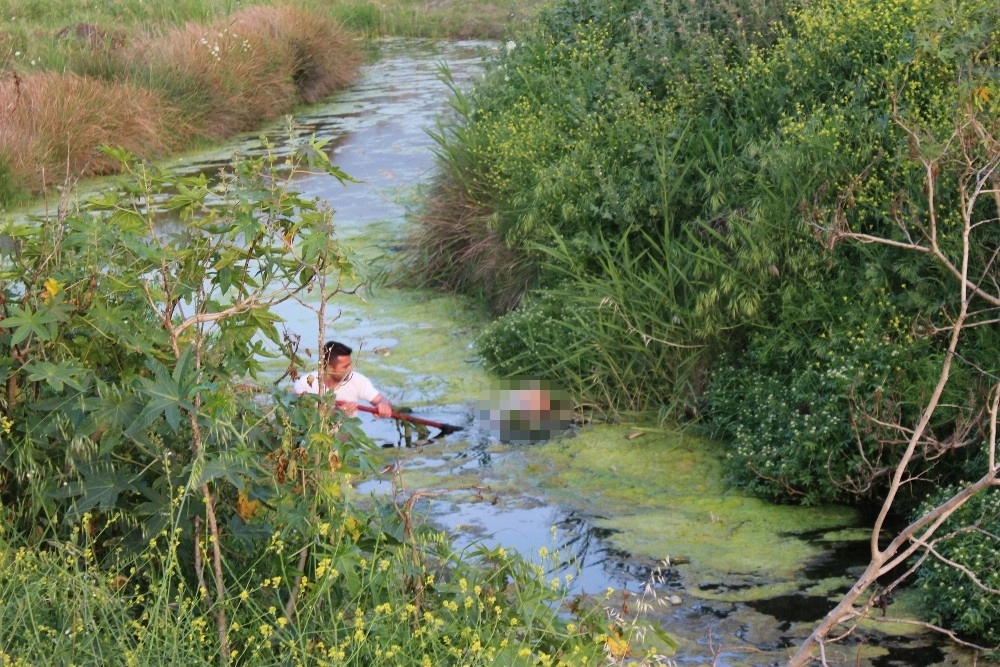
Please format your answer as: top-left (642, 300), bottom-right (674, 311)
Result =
top-left (322, 341), bottom-right (352, 365)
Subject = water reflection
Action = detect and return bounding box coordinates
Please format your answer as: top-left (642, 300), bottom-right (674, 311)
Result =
top-left (358, 471), bottom-right (654, 597)
top-left (167, 39), bottom-right (490, 201)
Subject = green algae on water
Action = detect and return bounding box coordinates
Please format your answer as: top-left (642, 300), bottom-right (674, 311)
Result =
top-left (518, 424), bottom-right (861, 592)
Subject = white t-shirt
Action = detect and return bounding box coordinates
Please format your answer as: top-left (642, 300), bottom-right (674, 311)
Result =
top-left (292, 370), bottom-right (381, 404)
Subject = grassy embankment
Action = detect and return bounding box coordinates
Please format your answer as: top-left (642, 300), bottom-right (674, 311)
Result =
top-left (0, 0), bottom-right (546, 209)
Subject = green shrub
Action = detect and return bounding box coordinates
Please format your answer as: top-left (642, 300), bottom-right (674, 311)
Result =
top-left (915, 485), bottom-right (1000, 648)
top-left (0, 137), bottom-right (361, 538)
top-left (477, 227), bottom-right (735, 418)
top-left (406, 0), bottom-right (799, 309)
top-left (704, 258), bottom-right (973, 505)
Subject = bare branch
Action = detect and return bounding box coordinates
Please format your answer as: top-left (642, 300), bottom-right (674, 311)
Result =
top-left (917, 534), bottom-right (1000, 596)
top-left (790, 99), bottom-right (1000, 666)
top-left (863, 612), bottom-right (998, 652)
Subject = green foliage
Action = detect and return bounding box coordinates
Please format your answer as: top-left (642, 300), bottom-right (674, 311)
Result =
top-left (326, 1), bottom-right (390, 36)
top-left (415, 0), bottom-right (1000, 507)
top-left (0, 0), bottom-right (537, 45)
top-left (410, 0), bottom-right (799, 307)
top-left (0, 501), bottom-right (627, 665)
top-left (704, 259), bottom-right (968, 505)
top-left (0, 142), bottom-right (656, 664)
top-left (478, 226), bottom-right (730, 417)
top-left (319, 0), bottom-right (546, 39)
top-left (915, 485), bottom-right (1000, 648)
top-left (0, 137), bottom-right (353, 543)
top-left (0, 0), bottom-right (225, 26)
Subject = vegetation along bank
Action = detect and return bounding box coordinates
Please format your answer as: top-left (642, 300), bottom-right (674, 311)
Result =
top-left (1, 1), bottom-right (656, 665)
top-left (0, 0), bottom-right (544, 208)
top-left (404, 0), bottom-right (1000, 658)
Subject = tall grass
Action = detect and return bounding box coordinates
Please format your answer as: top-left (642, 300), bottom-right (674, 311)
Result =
top-left (403, 174), bottom-right (537, 314)
top-left (0, 0), bottom-right (544, 206)
top-left (399, 64), bottom-right (541, 312)
top-left (132, 5), bottom-right (360, 139)
top-left (478, 226), bottom-right (729, 419)
top-left (0, 4), bottom-right (360, 200)
top-left (317, 0), bottom-right (547, 39)
top-left (0, 0), bottom-right (230, 26)
top-left (0, 71), bottom-right (185, 193)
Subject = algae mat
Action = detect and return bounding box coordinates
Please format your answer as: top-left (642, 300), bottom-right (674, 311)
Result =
top-left (515, 424), bottom-right (859, 589)
top-left (367, 422), bottom-right (978, 665)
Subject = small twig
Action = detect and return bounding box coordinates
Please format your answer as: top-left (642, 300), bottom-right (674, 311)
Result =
top-left (284, 544), bottom-right (311, 620)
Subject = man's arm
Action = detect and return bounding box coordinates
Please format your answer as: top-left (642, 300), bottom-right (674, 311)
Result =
top-left (293, 373), bottom-right (319, 397)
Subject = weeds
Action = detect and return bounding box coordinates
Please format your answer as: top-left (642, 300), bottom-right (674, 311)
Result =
top-left (0, 5), bottom-right (359, 200)
top-left (0, 482), bottom-right (670, 665)
top-left (0, 0), bottom-right (540, 208)
top-left (0, 71), bottom-right (183, 194)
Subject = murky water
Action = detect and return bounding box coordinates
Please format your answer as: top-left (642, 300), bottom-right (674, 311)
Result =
top-left (121, 39), bottom-right (977, 666)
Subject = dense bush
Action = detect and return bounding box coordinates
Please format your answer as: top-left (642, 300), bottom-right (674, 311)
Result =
top-left (477, 228), bottom-right (726, 417)
top-left (410, 0), bottom-right (793, 309)
top-left (915, 485), bottom-right (1000, 647)
top-left (416, 0), bottom-right (999, 476)
top-left (416, 0), bottom-right (1000, 645)
top-left (706, 274), bottom-right (946, 505)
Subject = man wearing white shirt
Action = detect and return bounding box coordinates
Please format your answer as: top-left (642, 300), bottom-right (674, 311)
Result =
top-left (293, 341), bottom-right (393, 418)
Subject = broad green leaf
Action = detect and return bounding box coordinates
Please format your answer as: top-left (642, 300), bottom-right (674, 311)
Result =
top-left (76, 389), bottom-right (141, 455)
top-left (163, 180), bottom-right (210, 212)
top-left (23, 360), bottom-right (87, 392)
top-left (0, 303), bottom-right (66, 345)
top-left (128, 356), bottom-right (196, 435)
top-left (51, 462), bottom-right (137, 513)
top-left (84, 191), bottom-right (124, 208)
top-left (187, 452), bottom-right (250, 490)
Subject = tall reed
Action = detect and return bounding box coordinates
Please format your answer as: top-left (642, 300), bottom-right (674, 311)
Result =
top-left (0, 71), bottom-right (184, 193)
top-left (0, 4), bottom-right (360, 201)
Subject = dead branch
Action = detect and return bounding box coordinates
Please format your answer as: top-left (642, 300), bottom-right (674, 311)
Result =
top-left (789, 104), bottom-right (1000, 666)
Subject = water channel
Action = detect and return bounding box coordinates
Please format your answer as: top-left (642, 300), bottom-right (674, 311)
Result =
top-left (134, 38), bottom-right (975, 666)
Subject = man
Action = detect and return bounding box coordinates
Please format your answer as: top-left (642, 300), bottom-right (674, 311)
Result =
top-left (293, 341), bottom-right (393, 418)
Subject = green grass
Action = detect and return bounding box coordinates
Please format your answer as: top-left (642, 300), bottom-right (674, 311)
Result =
top-left (0, 0), bottom-right (547, 42)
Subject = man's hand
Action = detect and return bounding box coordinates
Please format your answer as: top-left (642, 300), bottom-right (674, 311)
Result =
top-left (339, 401), bottom-right (359, 416)
top-left (373, 398), bottom-right (392, 418)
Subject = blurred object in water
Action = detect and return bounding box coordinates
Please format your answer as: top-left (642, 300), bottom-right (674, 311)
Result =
top-left (478, 378), bottom-right (573, 443)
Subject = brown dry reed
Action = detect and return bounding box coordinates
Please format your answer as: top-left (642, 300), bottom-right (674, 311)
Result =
top-left (136, 5), bottom-right (360, 139)
top-left (0, 4), bottom-right (360, 198)
top-left (0, 71), bottom-right (184, 194)
top-left (403, 176), bottom-right (537, 313)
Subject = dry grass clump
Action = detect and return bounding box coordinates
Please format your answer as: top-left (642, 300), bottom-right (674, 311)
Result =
top-left (403, 177), bottom-right (536, 313)
top-left (229, 5), bottom-right (361, 103)
top-left (0, 70), bottom-right (185, 193)
top-left (134, 4), bottom-right (360, 140)
top-left (0, 4), bottom-right (361, 201)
